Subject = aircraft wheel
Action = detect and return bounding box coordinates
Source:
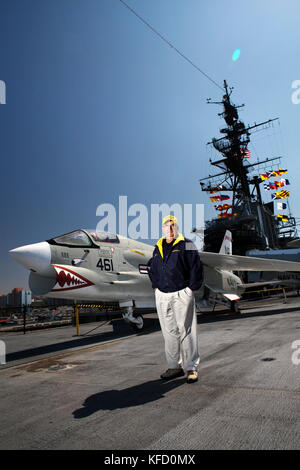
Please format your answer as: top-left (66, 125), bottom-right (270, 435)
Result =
top-left (230, 301), bottom-right (240, 314)
top-left (131, 315), bottom-right (144, 332)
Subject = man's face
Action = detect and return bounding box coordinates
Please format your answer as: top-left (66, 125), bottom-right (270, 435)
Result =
top-left (162, 221), bottom-right (178, 240)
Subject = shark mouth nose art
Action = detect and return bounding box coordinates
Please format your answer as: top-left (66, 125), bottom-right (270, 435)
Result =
top-left (52, 265), bottom-right (94, 291)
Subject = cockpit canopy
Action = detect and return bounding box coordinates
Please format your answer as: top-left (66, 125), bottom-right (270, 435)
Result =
top-left (86, 229), bottom-right (119, 244)
top-left (49, 229), bottom-right (119, 247)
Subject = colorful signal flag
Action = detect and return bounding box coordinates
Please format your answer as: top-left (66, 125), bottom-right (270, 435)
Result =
top-left (272, 169), bottom-right (288, 176)
top-left (272, 190), bottom-right (290, 200)
top-left (260, 169), bottom-right (288, 181)
top-left (204, 185), bottom-right (227, 193)
top-left (210, 195), bottom-right (230, 202)
top-left (277, 214), bottom-right (288, 222)
top-left (241, 147), bottom-right (250, 158)
top-left (215, 204), bottom-right (232, 211)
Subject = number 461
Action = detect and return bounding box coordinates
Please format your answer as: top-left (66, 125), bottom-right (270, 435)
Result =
top-left (97, 258), bottom-right (114, 271)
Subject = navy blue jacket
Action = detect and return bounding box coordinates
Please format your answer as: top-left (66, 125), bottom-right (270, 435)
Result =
top-left (148, 234), bottom-right (203, 293)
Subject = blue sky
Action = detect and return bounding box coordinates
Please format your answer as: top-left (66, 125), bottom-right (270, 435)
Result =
top-left (1, 0), bottom-right (300, 292)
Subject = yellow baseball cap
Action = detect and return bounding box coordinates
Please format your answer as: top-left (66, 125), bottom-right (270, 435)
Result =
top-left (162, 215), bottom-right (178, 225)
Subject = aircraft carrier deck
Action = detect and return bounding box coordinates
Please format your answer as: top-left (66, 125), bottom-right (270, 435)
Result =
top-left (1, 294), bottom-right (300, 450)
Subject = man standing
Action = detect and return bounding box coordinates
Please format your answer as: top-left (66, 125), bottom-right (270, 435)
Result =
top-left (148, 215), bottom-right (203, 383)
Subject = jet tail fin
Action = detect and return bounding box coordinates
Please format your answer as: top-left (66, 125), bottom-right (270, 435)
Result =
top-left (219, 230), bottom-right (232, 255)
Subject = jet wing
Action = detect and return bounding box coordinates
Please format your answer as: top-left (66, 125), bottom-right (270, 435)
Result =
top-left (241, 280), bottom-right (285, 289)
top-left (200, 252), bottom-right (300, 272)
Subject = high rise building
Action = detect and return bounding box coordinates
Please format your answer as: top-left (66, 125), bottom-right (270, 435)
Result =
top-left (0, 289), bottom-right (32, 307)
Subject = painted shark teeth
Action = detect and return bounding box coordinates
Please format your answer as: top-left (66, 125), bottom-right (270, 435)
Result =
top-left (52, 265), bottom-right (94, 291)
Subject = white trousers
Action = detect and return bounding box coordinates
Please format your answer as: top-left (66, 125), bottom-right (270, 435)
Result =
top-left (155, 287), bottom-right (200, 372)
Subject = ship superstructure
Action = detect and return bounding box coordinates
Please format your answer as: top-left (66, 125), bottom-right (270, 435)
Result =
top-left (200, 80), bottom-right (297, 255)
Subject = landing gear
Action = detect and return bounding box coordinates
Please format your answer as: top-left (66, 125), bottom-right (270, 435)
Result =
top-left (230, 301), bottom-right (240, 314)
top-left (130, 315), bottom-right (144, 332)
top-left (122, 306), bottom-right (144, 331)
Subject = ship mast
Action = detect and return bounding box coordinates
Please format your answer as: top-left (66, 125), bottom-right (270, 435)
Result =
top-left (200, 80), bottom-right (288, 253)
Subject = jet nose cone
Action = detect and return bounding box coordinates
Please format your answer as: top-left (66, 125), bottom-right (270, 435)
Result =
top-left (9, 242), bottom-right (52, 275)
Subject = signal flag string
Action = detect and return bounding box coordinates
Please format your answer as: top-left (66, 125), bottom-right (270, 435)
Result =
top-left (119, 0), bottom-right (224, 92)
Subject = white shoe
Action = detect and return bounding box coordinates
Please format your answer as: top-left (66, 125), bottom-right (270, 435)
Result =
top-left (187, 370), bottom-right (198, 383)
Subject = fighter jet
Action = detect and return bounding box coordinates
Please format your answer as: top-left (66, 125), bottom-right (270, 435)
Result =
top-left (9, 229), bottom-right (300, 330)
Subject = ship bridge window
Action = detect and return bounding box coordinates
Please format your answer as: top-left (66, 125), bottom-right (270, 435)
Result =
top-left (52, 230), bottom-right (92, 247)
top-left (86, 230), bottom-right (119, 244)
